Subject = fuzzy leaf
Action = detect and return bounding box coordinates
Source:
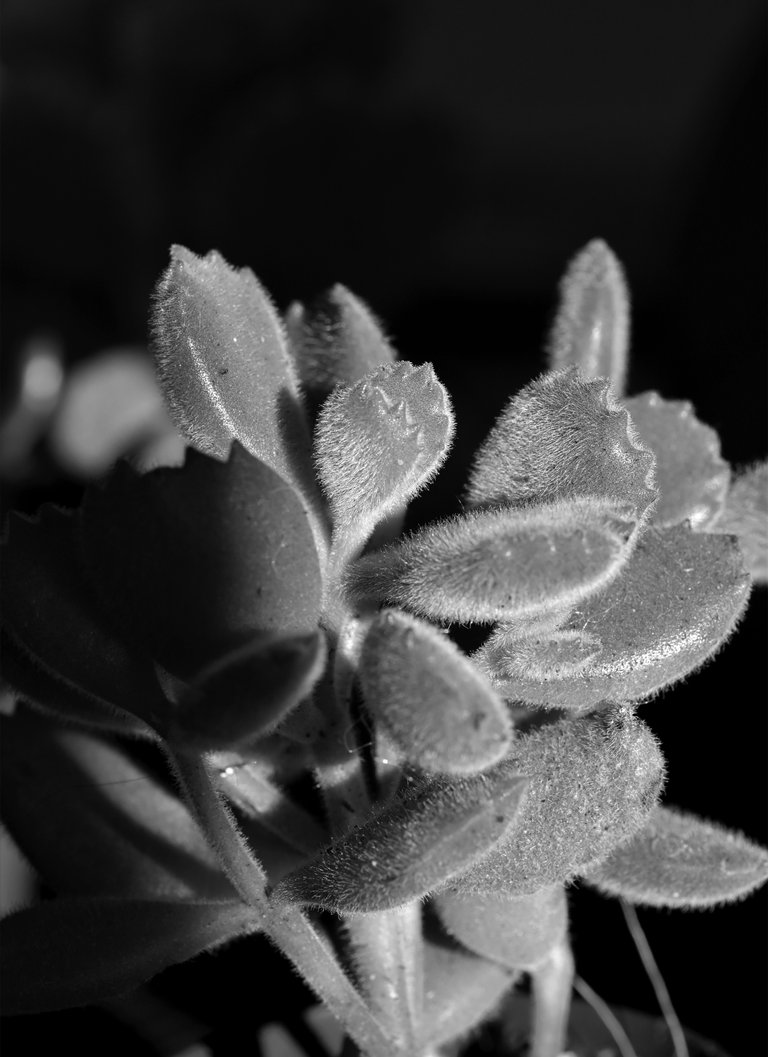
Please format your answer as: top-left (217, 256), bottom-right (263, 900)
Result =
top-left (0, 897), bottom-right (259, 1014)
top-left (79, 445), bottom-right (322, 679)
top-left (151, 245), bottom-right (317, 506)
top-left (480, 627), bottom-right (602, 686)
top-left (273, 771), bottom-right (528, 913)
top-left (582, 805), bottom-right (768, 908)
top-left (422, 936), bottom-right (518, 1048)
top-left (623, 392), bottom-right (730, 529)
top-left (0, 709), bottom-right (231, 900)
top-left (710, 461), bottom-right (768, 582)
top-left (547, 239), bottom-right (630, 395)
top-left (285, 285), bottom-right (396, 415)
top-left (1, 505), bottom-right (169, 731)
top-left (443, 709), bottom-right (665, 896)
top-left (466, 367), bottom-right (656, 519)
top-left (314, 361), bottom-right (454, 558)
top-left (359, 611), bottom-right (512, 775)
top-left (348, 497), bottom-right (636, 624)
top-left (434, 885), bottom-right (567, 970)
top-left (480, 523), bottom-right (751, 709)
top-left (169, 630), bottom-right (326, 752)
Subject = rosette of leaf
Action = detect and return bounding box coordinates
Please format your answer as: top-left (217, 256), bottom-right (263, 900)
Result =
top-left (468, 240), bottom-right (755, 711)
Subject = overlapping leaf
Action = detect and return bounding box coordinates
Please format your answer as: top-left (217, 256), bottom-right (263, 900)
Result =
top-left (623, 391), bottom-right (730, 529)
top-left (273, 770), bottom-right (528, 913)
top-left (0, 897), bottom-right (259, 1014)
top-left (434, 885), bottom-right (567, 970)
top-left (547, 239), bottom-right (630, 395)
top-left (79, 445), bottom-right (323, 678)
top-left (169, 629), bottom-right (326, 752)
top-left (466, 367), bottom-right (656, 518)
top-left (0, 708), bottom-right (231, 900)
top-left (443, 709), bottom-right (665, 896)
top-left (479, 523), bottom-right (751, 709)
top-left (1, 505), bottom-right (168, 731)
top-left (347, 497), bottom-right (636, 624)
top-left (582, 805), bottom-right (768, 908)
top-left (710, 461), bottom-right (768, 581)
top-left (285, 284), bottom-right (396, 416)
top-left (314, 361), bottom-right (454, 561)
top-left (358, 610), bottom-right (512, 775)
top-left (151, 245), bottom-right (319, 510)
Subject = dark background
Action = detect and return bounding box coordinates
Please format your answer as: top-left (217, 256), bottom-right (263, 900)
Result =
top-left (1, 1), bottom-right (766, 1055)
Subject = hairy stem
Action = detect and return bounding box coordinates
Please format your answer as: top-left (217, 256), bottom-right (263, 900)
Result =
top-left (530, 935), bottom-right (575, 1057)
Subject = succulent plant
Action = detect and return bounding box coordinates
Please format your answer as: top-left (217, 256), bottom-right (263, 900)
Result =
top-left (2, 239), bottom-right (766, 1057)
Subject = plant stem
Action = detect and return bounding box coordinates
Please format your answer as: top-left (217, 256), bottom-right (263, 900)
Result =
top-left (530, 935), bottom-right (574, 1057)
top-left (167, 749), bottom-right (267, 906)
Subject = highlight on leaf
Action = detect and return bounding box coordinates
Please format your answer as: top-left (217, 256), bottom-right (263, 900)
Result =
top-left (169, 629), bottom-right (327, 752)
top-left (285, 284), bottom-right (396, 416)
top-left (622, 391), bottom-right (730, 529)
top-left (547, 239), bottom-right (630, 395)
top-left (478, 522), bottom-right (751, 710)
top-left (1, 505), bottom-right (169, 733)
top-left (347, 497), bottom-right (637, 624)
top-left (709, 460), bottom-right (768, 582)
top-left (434, 885), bottom-right (567, 971)
top-left (466, 367), bottom-right (657, 518)
top-left (443, 709), bottom-right (665, 897)
top-left (79, 444), bottom-right (323, 679)
top-left (151, 245), bottom-right (319, 509)
top-left (582, 806), bottom-right (768, 909)
top-left (358, 610), bottom-right (513, 775)
top-left (0, 897), bottom-right (260, 1015)
top-left (314, 361), bottom-right (454, 561)
top-left (273, 771), bottom-right (528, 914)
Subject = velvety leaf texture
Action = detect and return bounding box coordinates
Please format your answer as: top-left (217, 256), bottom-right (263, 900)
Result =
top-left (0, 897), bottom-right (258, 1015)
top-left (480, 523), bottom-right (751, 709)
top-left (547, 239), bottom-right (630, 395)
top-left (0, 709), bottom-right (231, 900)
top-left (347, 498), bottom-right (636, 624)
top-left (710, 461), bottom-right (768, 582)
top-left (151, 245), bottom-right (318, 507)
top-left (582, 805), bottom-right (768, 909)
top-left (623, 391), bottom-right (730, 529)
top-left (422, 937), bottom-right (518, 1048)
top-left (273, 771), bottom-right (528, 913)
top-left (434, 886), bottom-right (567, 970)
top-left (443, 709), bottom-right (665, 896)
top-left (285, 284), bottom-right (396, 414)
top-left (79, 445), bottom-right (323, 679)
top-left (170, 629), bottom-right (326, 751)
top-left (466, 367), bottom-right (656, 518)
top-left (359, 610), bottom-right (512, 775)
top-left (1, 506), bottom-right (169, 731)
top-left (314, 361), bottom-right (454, 543)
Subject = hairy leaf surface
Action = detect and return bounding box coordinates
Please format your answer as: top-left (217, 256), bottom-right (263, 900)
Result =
top-left (359, 611), bottom-right (512, 774)
top-left (466, 367), bottom-right (656, 518)
top-left (547, 239), bottom-right (630, 395)
top-left (479, 523), bottom-right (751, 708)
top-left (710, 460), bottom-right (768, 582)
top-left (582, 805), bottom-right (768, 908)
top-left (79, 445), bottom-right (322, 678)
top-left (444, 710), bottom-right (665, 896)
top-left (348, 498), bottom-right (635, 623)
top-left (273, 771), bottom-right (528, 913)
top-left (623, 391), bottom-right (729, 529)
top-left (0, 897), bottom-right (258, 1014)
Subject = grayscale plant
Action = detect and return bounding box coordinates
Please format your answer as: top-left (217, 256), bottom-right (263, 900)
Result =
top-left (2, 240), bottom-right (766, 1057)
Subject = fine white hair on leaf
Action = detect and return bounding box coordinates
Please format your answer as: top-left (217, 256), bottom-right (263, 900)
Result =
top-left (466, 367), bottom-right (657, 519)
top-left (346, 496), bottom-right (638, 624)
top-left (547, 239), bottom-right (630, 396)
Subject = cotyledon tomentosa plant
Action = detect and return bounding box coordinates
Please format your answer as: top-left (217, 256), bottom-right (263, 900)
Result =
top-left (2, 240), bottom-right (767, 1057)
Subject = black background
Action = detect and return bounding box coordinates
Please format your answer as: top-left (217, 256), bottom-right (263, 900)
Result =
top-left (1, 1), bottom-right (766, 1055)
